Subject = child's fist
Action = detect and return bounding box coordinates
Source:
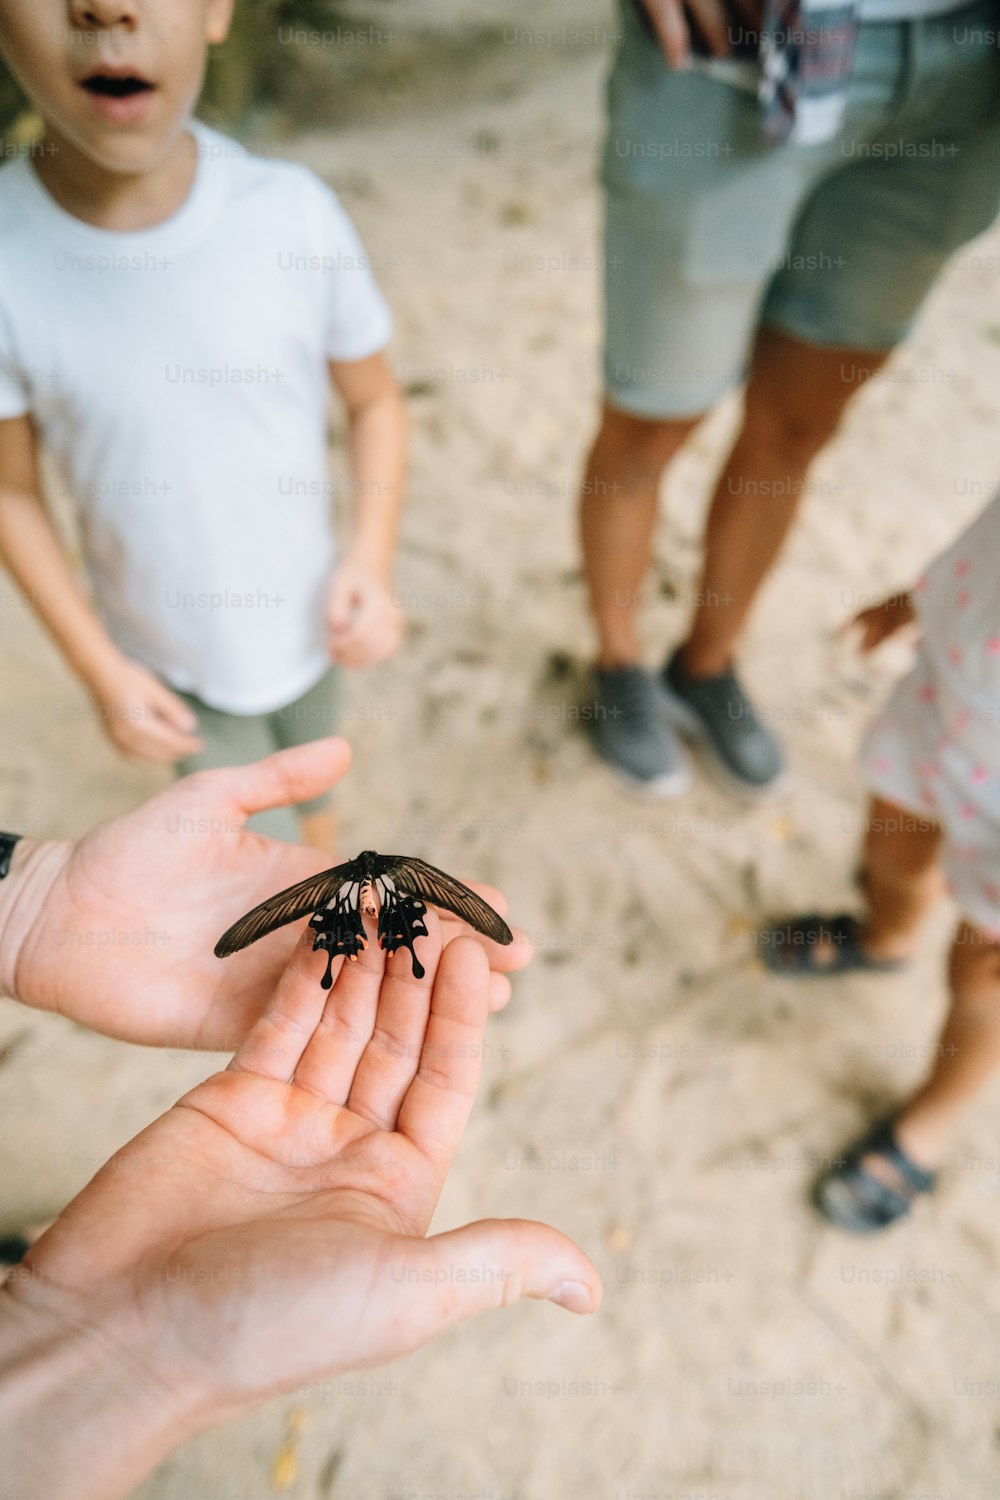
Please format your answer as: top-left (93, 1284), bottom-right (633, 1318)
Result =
top-left (88, 654), bottom-right (204, 763)
top-left (326, 559), bottom-right (403, 669)
top-left (847, 592), bottom-right (917, 653)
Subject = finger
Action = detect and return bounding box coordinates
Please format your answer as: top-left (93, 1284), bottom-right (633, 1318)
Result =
top-left (489, 973), bottom-right (512, 1013)
top-left (328, 576), bottom-right (356, 632)
top-left (440, 916), bottom-right (533, 975)
top-left (835, 612), bottom-right (863, 639)
top-left (687, 0), bottom-right (732, 56)
top-left (330, 593), bottom-right (379, 650)
top-left (381, 1219), bottom-right (601, 1351)
top-left (396, 937), bottom-right (490, 1164)
top-left (329, 639), bottom-right (374, 670)
top-left (228, 928), bottom-right (333, 1079)
top-left (437, 883), bottom-right (533, 974)
top-left (130, 721), bottom-right (204, 760)
top-left (206, 736), bottom-right (352, 819)
top-left (344, 910), bottom-right (446, 1129)
top-left (729, 0), bottom-right (762, 27)
top-left (118, 736), bottom-right (180, 766)
top-left (291, 916), bottom-right (390, 1103)
top-left (148, 679), bottom-right (200, 733)
top-left (643, 0), bottom-right (692, 66)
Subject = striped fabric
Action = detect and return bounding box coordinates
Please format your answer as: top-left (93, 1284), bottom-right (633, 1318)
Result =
top-left (758, 0), bottom-right (860, 142)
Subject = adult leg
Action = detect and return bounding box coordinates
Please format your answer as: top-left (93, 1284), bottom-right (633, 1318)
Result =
top-left (580, 402), bottom-right (700, 669)
top-left (679, 328), bottom-right (889, 679)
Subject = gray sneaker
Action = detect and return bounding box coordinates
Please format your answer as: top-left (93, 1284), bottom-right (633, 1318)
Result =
top-left (659, 649), bottom-right (789, 795)
top-left (592, 665), bottom-right (691, 796)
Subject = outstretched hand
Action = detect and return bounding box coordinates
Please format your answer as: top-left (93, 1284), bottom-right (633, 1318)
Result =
top-left (2, 914), bottom-right (599, 1494)
top-left (1, 736), bottom-right (531, 1048)
top-left (845, 592), bottom-right (918, 653)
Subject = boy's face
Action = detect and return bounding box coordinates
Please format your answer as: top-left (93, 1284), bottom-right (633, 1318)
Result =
top-left (0, 0), bottom-right (234, 174)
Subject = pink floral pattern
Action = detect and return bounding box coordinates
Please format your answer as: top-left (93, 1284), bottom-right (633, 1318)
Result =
top-left (860, 495), bottom-right (1000, 936)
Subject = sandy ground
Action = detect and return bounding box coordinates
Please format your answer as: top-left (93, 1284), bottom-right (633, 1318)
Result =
top-left (4, 1), bottom-right (1000, 1495)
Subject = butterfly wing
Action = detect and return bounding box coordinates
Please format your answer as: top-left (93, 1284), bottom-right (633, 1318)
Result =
top-left (214, 860), bottom-right (359, 957)
top-left (375, 890), bottom-right (431, 980)
top-left (376, 856), bottom-right (513, 946)
top-left (309, 898), bottom-right (370, 989)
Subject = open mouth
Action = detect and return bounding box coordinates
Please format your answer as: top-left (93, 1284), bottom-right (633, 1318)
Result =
top-left (80, 74), bottom-right (154, 99)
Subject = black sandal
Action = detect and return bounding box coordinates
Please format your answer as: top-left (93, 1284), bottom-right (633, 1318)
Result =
top-left (758, 913), bottom-right (906, 977)
top-left (814, 1118), bottom-right (936, 1234)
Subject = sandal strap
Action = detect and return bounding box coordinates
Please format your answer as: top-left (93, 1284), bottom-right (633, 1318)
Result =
top-left (856, 1120), bottom-right (936, 1195)
top-left (817, 1118), bottom-right (936, 1232)
top-left (836, 1163), bottom-right (914, 1225)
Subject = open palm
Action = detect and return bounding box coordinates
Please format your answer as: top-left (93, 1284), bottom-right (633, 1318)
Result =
top-left (7, 737), bottom-right (529, 1048)
top-left (14, 911), bottom-right (599, 1429)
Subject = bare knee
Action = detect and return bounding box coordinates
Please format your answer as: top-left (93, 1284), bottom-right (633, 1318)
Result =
top-left (588, 402), bottom-right (700, 492)
top-left (739, 383), bottom-right (846, 468)
top-left (739, 327), bottom-right (887, 468)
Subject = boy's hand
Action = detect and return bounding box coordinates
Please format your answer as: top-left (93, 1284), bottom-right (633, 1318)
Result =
top-left (327, 557), bottom-right (403, 669)
top-left (846, 592), bottom-right (918, 654)
top-left (88, 654), bottom-right (203, 762)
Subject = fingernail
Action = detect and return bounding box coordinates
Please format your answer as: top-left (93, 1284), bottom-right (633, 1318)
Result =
top-left (548, 1280), bottom-right (595, 1314)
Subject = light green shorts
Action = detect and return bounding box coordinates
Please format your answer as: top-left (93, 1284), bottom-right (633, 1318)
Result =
top-left (175, 667), bottom-right (340, 843)
top-left (603, 0), bottom-right (1000, 417)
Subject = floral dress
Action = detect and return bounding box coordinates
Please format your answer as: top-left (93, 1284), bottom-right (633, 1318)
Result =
top-left (860, 492), bottom-right (1000, 938)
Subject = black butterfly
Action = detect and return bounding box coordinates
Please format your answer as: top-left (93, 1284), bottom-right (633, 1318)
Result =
top-left (215, 850), bottom-right (513, 988)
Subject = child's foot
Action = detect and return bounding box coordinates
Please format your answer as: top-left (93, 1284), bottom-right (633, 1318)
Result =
top-left (591, 665), bottom-right (691, 796)
top-left (759, 913), bottom-right (910, 976)
top-left (814, 1118), bottom-right (936, 1234)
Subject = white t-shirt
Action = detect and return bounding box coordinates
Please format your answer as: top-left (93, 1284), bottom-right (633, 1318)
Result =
top-left (0, 122), bottom-right (392, 712)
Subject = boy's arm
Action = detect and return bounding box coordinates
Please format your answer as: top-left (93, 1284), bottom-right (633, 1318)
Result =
top-left (0, 416), bottom-right (202, 761)
top-left (326, 351), bottom-right (407, 669)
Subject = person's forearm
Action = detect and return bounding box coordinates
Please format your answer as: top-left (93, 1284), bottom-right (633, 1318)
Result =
top-left (0, 838), bottom-right (71, 1003)
top-left (0, 485), bottom-right (124, 690)
top-left (344, 388), bottom-right (406, 580)
top-left (0, 1282), bottom-right (199, 1500)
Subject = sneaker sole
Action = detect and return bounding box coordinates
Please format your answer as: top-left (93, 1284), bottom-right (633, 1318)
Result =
top-left (593, 744), bottom-right (693, 799)
top-left (658, 683), bottom-right (792, 801)
top-left (612, 763), bottom-right (694, 799)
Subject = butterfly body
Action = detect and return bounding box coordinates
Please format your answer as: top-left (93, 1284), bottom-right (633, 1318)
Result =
top-left (215, 850), bottom-right (513, 988)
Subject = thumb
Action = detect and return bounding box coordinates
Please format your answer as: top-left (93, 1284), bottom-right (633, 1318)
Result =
top-left (398, 1218), bottom-right (601, 1341)
top-left (214, 735), bottom-right (352, 819)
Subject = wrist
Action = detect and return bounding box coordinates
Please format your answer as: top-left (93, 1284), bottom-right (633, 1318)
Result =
top-left (0, 1277), bottom-right (204, 1500)
top-left (342, 545), bottom-right (394, 590)
top-left (0, 838), bottom-right (73, 1003)
top-left (75, 639), bottom-right (128, 699)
